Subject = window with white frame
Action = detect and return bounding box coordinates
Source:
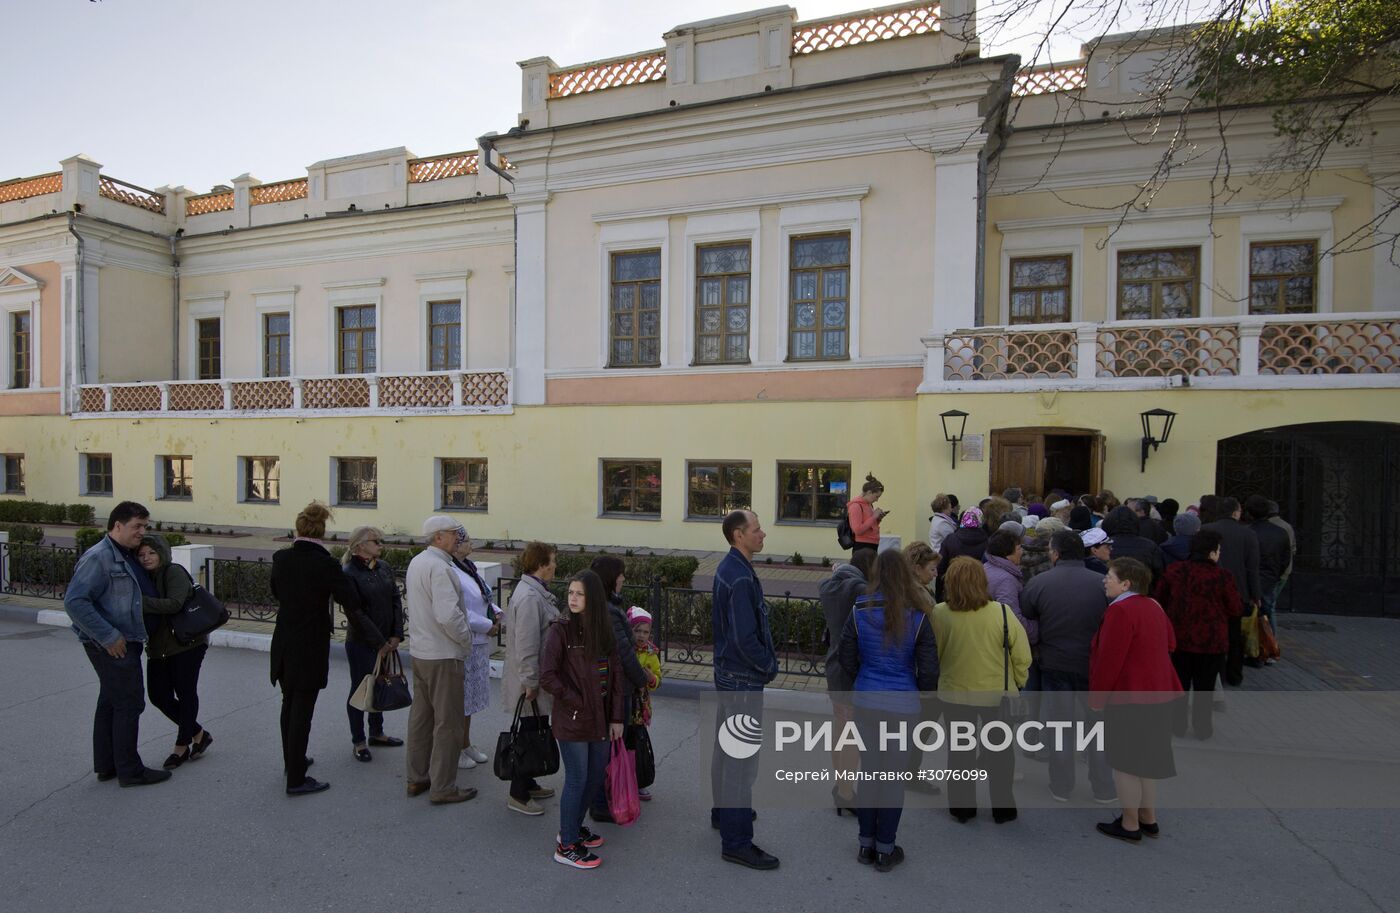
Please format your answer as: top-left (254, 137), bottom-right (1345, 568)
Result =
top-left (417, 272), bottom-right (469, 373)
top-left (694, 243), bottom-right (752, 365)
top-left (427, 301), bottom-right (462, 371)
top-left (196, 318), bottom-right (221, 380)
top-left (82, 453), bottom-right (113, 496)
top-left (335, 457), bottom-right (377, 506)
top-left (1116, 248), bottom-right (1200, 320)
top-left (337, 305), bottom-right (377, 374)
top-left (263, 313), bottom-right (291, 377)
top-left (0, 267), bottom-right (41, 391)
top-left (241, 456), bottom-right (280, 503)
top-left (438, 458), bottom-right (487, 511)
top-left (1249, 241), bottom-right (1318, 315)
top-left (2, 454), bottom-right (24, 494)
top-left (1009, 255), bottom-right (1072, 324)
top-left (184, 293), bottom-right (226, 380)
top-left (788, 233), bottom-right (851, 361)
top-left (158, 455), bottom-right (193, 500)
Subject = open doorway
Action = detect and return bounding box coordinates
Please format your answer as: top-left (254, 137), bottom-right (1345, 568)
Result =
top-left (990, 428), bottom-right (1104, 499)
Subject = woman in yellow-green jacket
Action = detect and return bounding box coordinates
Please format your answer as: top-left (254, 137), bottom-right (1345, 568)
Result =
top-left (932, 556), bottom-right (1031, 825)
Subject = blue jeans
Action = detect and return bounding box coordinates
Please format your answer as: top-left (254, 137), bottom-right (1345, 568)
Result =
top-left (1040, 668), bottom-right (1115, 800)
top-left (83, 641), bottom-right (147, 779)
top-left (710, 669), bottom-right (764, 853)
top-left (558, 739), bottom-right (609, 847)
top-left (855, 709), bottom-right (910, 853)
top-left (345, 639), bottom-right (385, 745)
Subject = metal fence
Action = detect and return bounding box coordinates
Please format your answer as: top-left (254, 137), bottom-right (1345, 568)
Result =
top-left (203, 560), bottom-right (828, 678)
top-left (0, 541), bottom-right (79, 601)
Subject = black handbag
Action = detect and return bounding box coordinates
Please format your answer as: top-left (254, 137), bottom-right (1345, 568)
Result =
top-left (627, 722), bottom-right (655, 789)
top-left (371, 651), bottom-right (413, 712)
top-left (170, 568), bottom-right (231, 644)
top-left (494, 694), bottom-right (560, 781)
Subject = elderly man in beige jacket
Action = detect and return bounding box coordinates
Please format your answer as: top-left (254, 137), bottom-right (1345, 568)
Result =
top-left (405, 516), bottom-right (476, 804)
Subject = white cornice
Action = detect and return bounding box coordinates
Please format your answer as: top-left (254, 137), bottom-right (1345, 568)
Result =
top-left (414, 270), bottom-right (473, 282)
top-left (545, 355), bottom-right (921, 379)
top-left (593, 185), bottom-right (871, 223)
top-left (178, 236), bottom-right (508, 278)
top-left (995, 196), bottom-right (1346, 233)
top-left (182, 290), bottom-right (228, 303)
top-left (321, 277), bottom-right (385, 291)
top-left (0, 266), bottom-right (43, 293)
top-left (251, 285), bottom-right (299, 296)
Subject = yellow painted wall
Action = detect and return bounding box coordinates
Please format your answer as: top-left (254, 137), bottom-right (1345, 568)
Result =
top-left (0, 399), bottom-right (915, 559)
top-left (985, 170), bottom-right (1378, 325)
top-left (4, 387), bottom-right (1396, 558)
top-left (913, 387), bottom-right (1400, 529)
top-left (96, 267), bottom-right (175, 383)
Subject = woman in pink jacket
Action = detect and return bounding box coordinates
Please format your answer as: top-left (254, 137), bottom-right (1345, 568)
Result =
top-left (847, 473), bottom-right (888, 563)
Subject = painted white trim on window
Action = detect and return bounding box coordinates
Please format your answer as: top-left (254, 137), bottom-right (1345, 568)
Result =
top-left (1238, 208), bottom-right (1335, 315)
top-left (253, 286), bottom-right (298, 378)
top-left (78, 452), bottom-right (114, 498)
top-left (184, 293), bottom-right (226, 381)
top-left (777, 200), bottom-right (862, 362)
top-left (325, 281), bottom-right (384, 375)
top-left (598, 220), bottom-right (670, 370)
top-left (417, 272), bottom-right (471, 372)
top-left (0, 267), bottom-right (44, 391)
top-left (1104, 220), bottom-right (1214, 320)
top-left (682, 211), bottom-right (761, 367)
top-left (998, 228), bottom-right (1083, 324)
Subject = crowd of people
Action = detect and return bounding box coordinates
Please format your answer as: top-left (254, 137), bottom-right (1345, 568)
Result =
top-left (58, 481), bottom-right (1295, 873)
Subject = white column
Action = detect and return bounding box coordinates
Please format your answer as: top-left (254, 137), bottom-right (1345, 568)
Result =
top-left (367, 376), bottom-right (379, 410)
top-left (1238, 321), bottom-right (1263, 376)
top-left (921, 333), bottom-right (946, 388)
top-left (220, 380), bottom-right (233, 411)
top-left (158, 382), bottom-right (170, 412)
top-left (932, 152), bottom-right (980, 332)
top-left (291, 378), bottom-right (304, 410)
top-left (170, 544), bottom-right (214, 592)
top-left (1076, 325), bottom-right (1098, 380)
top-left (512, 196), bottom-right (549, 405)
top-left (231, 174), bottom-right (259, 229)
top-left (450, 372), bottom-right (464, 407)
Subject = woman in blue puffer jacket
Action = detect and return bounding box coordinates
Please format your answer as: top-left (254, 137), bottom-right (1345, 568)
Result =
top-left (838, 548), bottom-right (940, 874)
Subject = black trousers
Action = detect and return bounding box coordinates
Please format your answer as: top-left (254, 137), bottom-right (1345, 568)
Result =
top-left (344, 639), bottom-right (384, 745)
top-left (280, 687), bottom-right (320, 788)
top-left (943, 702), bottom-right (1017, 816)
top-left (1225, 617), bottom-right (1244, 686)
top-left (84, 641), bottom-right (147, 779)
top-left (147, 644), bottom-right (208, 745)
top-left (1171, 651), bottom-right (1225, 739)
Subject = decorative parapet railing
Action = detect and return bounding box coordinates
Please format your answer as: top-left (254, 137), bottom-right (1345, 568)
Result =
top-left (792, 2), bottom-right (941, 54)
top-left (549, 50), bottom-right (668, 98)
top-left (0, 172), bottom-right (62, 204)
top-left (922, 314), bottom-right (1400, 390)
top-left (547, 3), bottom-right (944, 99)
top-left (1012, 63), bottom-right (1088, 97)
top-left (99, 176), bottom-right (166, 213)
top-left (74, 370), bottom-right (512, 417)
top-left (408, 151), bottom-right (479, 183)
top-left (186, 189), bottom-right (235, 216)
top-left (249, 178), bottom-right (309, 206)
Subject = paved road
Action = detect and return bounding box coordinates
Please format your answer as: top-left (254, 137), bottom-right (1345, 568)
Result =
top-left (0, 616), bottom-right (1396, 913)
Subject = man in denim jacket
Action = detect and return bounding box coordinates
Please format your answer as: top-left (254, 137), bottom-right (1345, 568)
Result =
top-left (64, 501), bottom-right (170, 787)
top-left (710, 509), bottom-right (779, 870)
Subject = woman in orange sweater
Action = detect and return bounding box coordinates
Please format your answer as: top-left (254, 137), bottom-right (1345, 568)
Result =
top-left (847, 473), bottom-right (888, 563)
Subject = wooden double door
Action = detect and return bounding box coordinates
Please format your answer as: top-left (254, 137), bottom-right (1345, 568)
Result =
top-left (990, 428), bottom-right (1104, 499)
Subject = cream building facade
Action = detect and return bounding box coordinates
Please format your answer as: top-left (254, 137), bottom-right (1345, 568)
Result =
top-left (0, 2), bottom-right (1396, 610)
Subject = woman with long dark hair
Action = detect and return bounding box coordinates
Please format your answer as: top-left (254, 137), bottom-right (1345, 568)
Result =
top-left (539, 570), bottom-right (626, 869)
top-left (838, 548), bottom-right (939, 872)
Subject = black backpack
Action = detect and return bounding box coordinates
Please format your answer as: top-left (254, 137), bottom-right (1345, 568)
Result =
top-left (836, 514), bottom-right (856, 550)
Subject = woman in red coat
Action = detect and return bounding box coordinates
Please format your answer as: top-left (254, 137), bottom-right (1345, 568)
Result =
top-left (1153, 530), bottom-right (1241, 740)
top-left (1089, 557), bottom-right (1183, 843)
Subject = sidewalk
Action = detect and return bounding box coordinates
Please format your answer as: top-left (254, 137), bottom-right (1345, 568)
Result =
top-left (5, 588), bottom-right (1395, 695)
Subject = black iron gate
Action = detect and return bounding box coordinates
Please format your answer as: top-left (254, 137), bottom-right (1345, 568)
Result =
top-left (1216, 422), bottom-right (1400, 617)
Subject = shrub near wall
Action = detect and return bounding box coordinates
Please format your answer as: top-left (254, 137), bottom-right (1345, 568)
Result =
top-left (510, 552), bottom-right (699, 589)
top-left (0, 522), bottom-right (44, 544)
top-left (0, 501), bottom-right (96, 526)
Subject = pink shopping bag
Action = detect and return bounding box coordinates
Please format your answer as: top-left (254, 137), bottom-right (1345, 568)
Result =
top-left (607, 737), bottom-right (640, 826)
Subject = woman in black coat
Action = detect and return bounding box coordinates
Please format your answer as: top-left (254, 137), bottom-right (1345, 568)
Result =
top-left (935, 508), bottom-right (990, 601)
top-left (341, 525), bottom-right (406, 762)
top-left (270, 502), bottom-right (362, 796)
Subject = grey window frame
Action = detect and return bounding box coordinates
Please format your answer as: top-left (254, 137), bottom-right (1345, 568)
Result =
top-left (440, 458), bottom-right (488, 512)
top-left (336, 457), bottom-right (378, 506)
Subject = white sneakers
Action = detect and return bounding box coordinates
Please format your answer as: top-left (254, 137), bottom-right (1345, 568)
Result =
top-left (457, 745), bottom-right (490, 769)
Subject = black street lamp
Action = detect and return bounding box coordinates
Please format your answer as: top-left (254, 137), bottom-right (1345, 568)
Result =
top-left (1140, 407), bottom-right (1177, 472)
top-left (940, 409), bottom-right (969, 470)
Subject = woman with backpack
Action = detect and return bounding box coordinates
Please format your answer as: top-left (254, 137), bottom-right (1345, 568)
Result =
top-left (135, 534), bottom-right (211, 770)
top-left (846, 473), bottom-right (888, 563)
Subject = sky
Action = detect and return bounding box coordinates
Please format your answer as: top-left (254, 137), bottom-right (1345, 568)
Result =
top-left (0, 0), bottom-right (1204, 193)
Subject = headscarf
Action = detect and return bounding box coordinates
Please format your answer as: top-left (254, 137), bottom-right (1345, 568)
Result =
top-left (959, 508), bottom-right (984, 529)
top-left (1027, 503), bottom-right (1049, 519)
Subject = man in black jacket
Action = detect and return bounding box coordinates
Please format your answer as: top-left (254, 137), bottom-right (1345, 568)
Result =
top-left (1102, 506), bottom-right (1166, 590)
top-left (1246, 495), bottom-right (1292, 655)
top-left (1203, 496), bottom-right (1261, 686)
